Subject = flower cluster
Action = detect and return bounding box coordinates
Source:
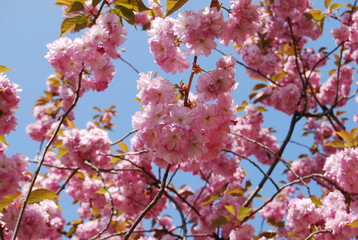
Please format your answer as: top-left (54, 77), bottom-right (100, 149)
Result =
top-left (148, 0), bottom-right (260, 73)
top-left (324, 147), bottom-right (358, 194)
top-left (132, 56), bottom-right (237, 166)
top-left (0, 143), bottom-right (29, 200)
top-left (0, 73), bottom-right (21, 135)
top-left (286, 190), bottom-right (358, 239)
top-left (46, 12), bottom-right (127, 92)
top-left (1, 199), bottom-right (65, 240)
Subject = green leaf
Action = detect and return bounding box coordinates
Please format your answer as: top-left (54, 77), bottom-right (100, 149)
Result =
top-left (237, 207), bottom-right (252, 221)
top-left (0, 192), bottom-right (20, 211)
top-left (336, 131), bottom-right (354, 141)
top-left (166, 0), bottom-right (188, 16)
top-left (236, 106), bottom-right (245, 112)
top-left (311, 195), bottom-right (323, 207)
top-left (224, 205), bottom-right (236, 216)
top-left (55, 0), bottom-right (75, 5)
top-left (66, 1), bottom-right (84, 13)
top-left (330, 3), bottom-right (344, 11)
top-left (351, 127), bottom-right (358, 139)
top-left (325, 0), bottom-right (332, 8)
top-left (347, 219), bottom-right (358, 228)
top-left (110, 6), bottom-right (136, 25)
top-left (270, 71), bottom-right (286, 82)
top-left (257, 106), bottom-right (266, 112)
top-left (0, 65), bottom-right (14, 73)
top-left (200, 193), bottom-right (220, 206)
top-left (57, 148), bottom-right (68, 158)
top-left (0, 135), bottom-right (9, 146)
top-left (96, 187), bottom-right (108, 194)
top-left (60, 17), bottom-right (78, 37)
top-left (251, 83), bottom-right (267, 92)
top-left (60, 15), bottom-right (89, 37)
top-left (115, 0), bottom-right (149, 12)
top-left (28, 189), bottom-right (59, 204)
top-left (310, 10), bottom-right (325, 21)
top-left (325, 140), bottom-right (346, 148)
top-left (117, 142), bottom-right (129, 152)
top-left (209, 216), bottom-right (231, 229)
top-left (0, 198), bottom-right (14, 212)
top-left (226, 188), bottom-right (245, 197)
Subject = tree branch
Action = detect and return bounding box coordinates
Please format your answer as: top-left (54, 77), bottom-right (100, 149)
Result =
top-left (124, 164), bottom-right (171, 240)
top-left (11, 65), bottom-right (84, 240)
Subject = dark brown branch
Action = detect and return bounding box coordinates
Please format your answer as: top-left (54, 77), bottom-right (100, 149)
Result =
top-left (56, 167), bottom-right (80, 195)
top-left (243, 112), bottom-right (302, 208)
top-left (223, 149), bottom-right (279, 191)
top-left (124, 164), bottom-right (171, 240)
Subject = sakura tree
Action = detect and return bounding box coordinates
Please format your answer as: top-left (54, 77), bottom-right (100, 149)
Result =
top-left (0, 0), bottom-right (358, 239)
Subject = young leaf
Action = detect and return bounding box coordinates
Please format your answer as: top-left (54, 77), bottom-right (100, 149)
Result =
top-left (236, 106), bottom-right (245, 112)
top-left (115, 0), bottom-right (150, 12)
top-left (347, 219), bottom-right (358, 228)
top-left (57, 148), bottom-right (68, 158)
top-left (310, 10), bottom-right (325, 21)
top-left (200, 193), bottom-right (220, 206)
top-left (209, 216), bottom-right (231, 229)
top-left (226, 188), bottom-right (244, 197)
top-left (237, 206), bottom-right (252, 221)
top-left (66, 1), bottom-right (84, 13)
top-left (96, 187), bottom-right (108, 194)
top-left (330, 3), bottom-right (344, 11)
top-left (0, 65), bottom-right (14, 73)
top-left (55, 0), bottom-right (75, 5)
top-left (224, 205), bottom-right (236, 216)
top-left (311, 195), bottom-right (323, 207)
top-left (60, 17), bottom-right (78, 37)
top-left (350, 127), bottom-right (358, 139)
top-left (28, 189), bottom-right (59, 204)
top-left (251, 83), bottom-right (267, 92)
top-left (325, 0), bottom-right (332, 8)
top-left (117, 142), bottom-right (129, 152)
top-left (325, 140), bottom-right (346, 148)
top-left (0, 135), bottom-right (9, 146)
top-left (336, 131), bottom-right (354, 141)
top-left (0, 192), bottom-right (20, 211)
top-left (166, 0), bottom-right (188, 16)
top-left (254, 93), bottom-right (270, 104)
top-left (92, 0), bottom-right (101, 7)
top-left (110, 6), bottom-right (136, 25)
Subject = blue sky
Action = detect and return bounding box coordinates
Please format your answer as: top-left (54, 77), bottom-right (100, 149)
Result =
top-left (0, 0), bottom-right (357, 235)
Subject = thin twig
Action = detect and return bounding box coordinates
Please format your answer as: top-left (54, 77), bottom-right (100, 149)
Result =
top-left (11, 66), bottom-right (84, 240)
top-left (123, 164), bottom-right (171, 240)
top-left (184, 56), bottom-right (198, 107)
top-left (111, 129), bottom-right (138, 146)
top-left (231, 133), bottom-right (311, 195)
top-left (56, 168), bottom-right (80, 195)
top-left (223, 149), bottom-right (279, 190)
top-left (304, 229), bottom-right (333, 240)
top-left (163, 192), bottom-right (188, 239)
top-left (119, 56), bottom-right (140, 74)
top-left (243, 113), bottom-right (302, 208)
top-left (85, 160), bottom-right (116, 240)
